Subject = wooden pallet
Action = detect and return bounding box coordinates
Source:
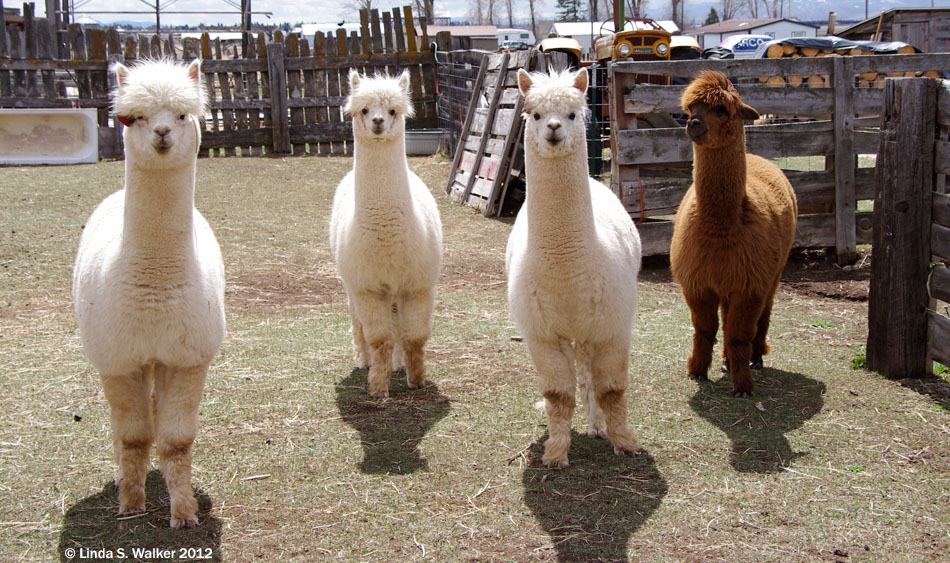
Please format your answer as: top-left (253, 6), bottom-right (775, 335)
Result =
top-left (445, 49), bottom-right (554, 216)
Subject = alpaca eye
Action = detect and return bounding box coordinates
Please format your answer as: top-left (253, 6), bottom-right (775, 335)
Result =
top-left (136, 116), bottom-right (145, 122)
top-left (178, 114), bottom-right (186, 121)
top-left (533, 113), bottom-right (540, 120)
top-left (568, 112), bottom-right (576, 120)
top-left (713, 105), bottom-right (727, 115)
top-left (389, 109), bottom-right (396, 116)
top-left (361, 108), bottom-right (368, 115)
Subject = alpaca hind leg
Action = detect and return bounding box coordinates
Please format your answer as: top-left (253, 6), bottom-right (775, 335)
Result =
top-left (684, 290), bottom-right (719, 381)
top-left (154, 364), bottom-right (207, 528)
top-left (102, 370), bottom-right (155, 516)
top-left (348, 299), bottom-right (371, 369)
top-left (751, 288), bottom-right (778, 369)
top-left (354, 293), bottom-right (396, 398)
top-left (397, 289), bottom-right (434, 390)
top-left (723, 296), bottom-right (765, 397)
top-left (526, 336), bottom-right (576, 468)
top-left (575, 343), bottom-right (606, 439)
top-left (590, 340), bottom-right (639, 456)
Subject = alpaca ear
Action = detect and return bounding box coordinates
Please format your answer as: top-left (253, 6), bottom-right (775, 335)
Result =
top-left (737, 102), bottom-right (760, 121)
top-left (186, 59), bottom-right (201, 83)
top-left (517, 69), bottom-right (533, 96)
top-left (112, 62), bottom-right (130, 88)
top-left (572, 68), bottom-right (588, 94)
top-left (349, 69), bottom-right (361, 91)
top-left (397, 69), bottom-right (411, 93)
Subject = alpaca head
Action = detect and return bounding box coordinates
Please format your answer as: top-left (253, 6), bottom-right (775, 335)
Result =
top-left (680, 70), bottom-right (759, 150)
top-left (344, 70), bottom-right (415, 143)
top-left (112, 59), bottom-right (205, 168)
top-left (517, 68), bottom-right (589, 159)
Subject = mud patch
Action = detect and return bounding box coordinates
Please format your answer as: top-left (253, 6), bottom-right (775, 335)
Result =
top-left (227, 269), bottom-right (345, 314)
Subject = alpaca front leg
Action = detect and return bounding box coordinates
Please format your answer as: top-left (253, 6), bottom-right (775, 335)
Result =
top-left (102, 371), bottom-right (154, 517)
top-left (575, 343), bottom-right (606, 439)
top-left (526, 336), bottom-right (576, 468)
top-left (154, 364), bottom-right (207, 528)
top-left (355, 293), bottom-right (396, 398)
top-left (590, 341), bottom-right (639, 456)
top-left (723, 297), bottom-right (765, 397)
top-left (397, 290), bottom-right (434, 390)
top-left (684, 290), bottom-right (719, 381)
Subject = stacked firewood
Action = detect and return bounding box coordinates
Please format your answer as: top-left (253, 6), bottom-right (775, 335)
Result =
top-left (759, 43), bottom-right (938, 88)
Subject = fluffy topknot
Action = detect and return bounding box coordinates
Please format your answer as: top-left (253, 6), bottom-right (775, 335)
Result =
top-left (111, 59), bottom-right (206, 119)
top-left (344, 70), bottom-right (415, 119)
top-left (518, 68), bottom-right (589, 119)
top-left (680, 70), bottom-right (741, 113)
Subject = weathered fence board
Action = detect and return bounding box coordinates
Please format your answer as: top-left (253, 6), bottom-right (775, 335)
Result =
top-left (867, 77), bottom-right (942, 379)
top-left (931, 265), bottom-right (950, 305)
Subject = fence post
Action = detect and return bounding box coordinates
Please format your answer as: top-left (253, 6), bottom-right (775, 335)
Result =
top-left (832, 55), bottom-right (857, 265)
top-left (266, 41), bottom-right (291, 154)
top-left (867, 77), bottom-right (938, 379)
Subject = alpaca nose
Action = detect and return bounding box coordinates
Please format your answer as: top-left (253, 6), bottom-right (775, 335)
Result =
top-left (372, 117), bottom-right (384, 126)
top-left (547, 120), bottom-right (561, 131)
top-left (154, 125), bottom-right (170, 137)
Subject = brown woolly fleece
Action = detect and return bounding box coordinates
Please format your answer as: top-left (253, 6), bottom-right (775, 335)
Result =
top-left (670, 70), bottom-right (798, 397)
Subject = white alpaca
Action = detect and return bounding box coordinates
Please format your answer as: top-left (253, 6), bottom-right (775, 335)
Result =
top-left (72, 59), bottom-right (224, 528)
top-left (329, 70), bottom-right (443, 399)
top-left (506, 68), bottom-right (642, 468)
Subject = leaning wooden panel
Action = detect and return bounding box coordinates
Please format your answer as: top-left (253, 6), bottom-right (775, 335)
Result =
top-left (933, 223), bottom-right (950, 262)
top-left (928, 312), bottom-right (950, 368)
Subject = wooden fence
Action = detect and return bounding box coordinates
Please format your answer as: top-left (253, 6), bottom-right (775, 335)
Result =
top-left (0, 5), bottom-right (438, 159)
top-left (609, 54), bottom-right (950, 261)
top-left (867, 77), bottom-right (950, 379)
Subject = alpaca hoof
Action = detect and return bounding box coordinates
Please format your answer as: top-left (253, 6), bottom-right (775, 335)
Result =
top-left (587, 427), bottom-right (609, 440)
top-left (688, 372), bottom-right (708, 382)
top-left (613, 444), bottom-right (641, 457)
top-left (542, 457), bottom-right (569, 469)
top-left (170, 514), bottom-right (199, 529)
top-left (732, 390), bottom-right (752, 398)
top-left (750, 359), bottom-right (764, 369)
top-left (720, 361), bottom-right (729, 373)
top-left (394, 365), bottom-right (407, 375)
top-left (369, 388), bottom-right (389, 399)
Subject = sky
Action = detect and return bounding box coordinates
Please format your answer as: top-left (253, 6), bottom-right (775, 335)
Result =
top-left (59, 0), bottom-right (950, 29)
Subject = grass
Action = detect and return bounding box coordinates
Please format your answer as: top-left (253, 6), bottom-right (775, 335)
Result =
top-left (1, 155), bottom-right (949, 562)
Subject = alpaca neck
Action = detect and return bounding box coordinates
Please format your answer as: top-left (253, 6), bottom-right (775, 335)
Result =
top-left (122, 159), bottom-right (197, 262)
top-left (352, 135), bottom-right (410, 207)
top-left (692, 140), bottom-right (747, 223)
top-left (523, 139), bottom-right (595, 249)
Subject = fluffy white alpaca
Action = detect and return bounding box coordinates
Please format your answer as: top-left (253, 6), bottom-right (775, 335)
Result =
top-left (329, 70), bottom-right (443, 399)
top-left (506, 68), bottom-right (642, 468)
top-left (72, 59), bottom-right (224, 528)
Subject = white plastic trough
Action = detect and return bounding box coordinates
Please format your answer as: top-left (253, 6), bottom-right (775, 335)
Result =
top-left (0, 108), bottom-right (99, 165)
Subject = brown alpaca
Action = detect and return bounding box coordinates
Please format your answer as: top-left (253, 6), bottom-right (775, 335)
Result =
top-left (670, 71), bottom-right (797, 397)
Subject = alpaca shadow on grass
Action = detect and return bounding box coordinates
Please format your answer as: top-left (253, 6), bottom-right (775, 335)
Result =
top-left (522, 434), bottom-right (667, 563)
top-left (689, 368), bottom-right (826, 473)
top-left (59, 470), bottom-right (222, 562)
top-left (335, 368), bottom-right (451, 474)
